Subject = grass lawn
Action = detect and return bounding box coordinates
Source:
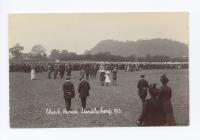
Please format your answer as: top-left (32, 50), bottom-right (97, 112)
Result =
top-left (9, 69), bottom-right (189, 127)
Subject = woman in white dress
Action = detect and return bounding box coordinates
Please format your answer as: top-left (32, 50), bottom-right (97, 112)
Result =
top-left (104, 70), bottom-right (111, 86)
top-left (31, 65), bottom-right (36, 80)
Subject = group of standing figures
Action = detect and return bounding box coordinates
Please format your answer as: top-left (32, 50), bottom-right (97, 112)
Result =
top-left (62, 64), bottom-right (118, 111)
top-left (47, 64), bottom-right (99, 80)
top-left (30, 63), bottom-right (176, 126)
top-left (136, 74), bottom-right (176, 126)
top-left (47, 64), bottom-right (73, 79)
top-left (99, 65), bottom-right (118, 86)
top-left (62, 76), bottom-right (91, 111)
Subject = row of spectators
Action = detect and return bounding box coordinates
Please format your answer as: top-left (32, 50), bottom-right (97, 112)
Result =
top-left (9, 62), bottom-right (188, 73)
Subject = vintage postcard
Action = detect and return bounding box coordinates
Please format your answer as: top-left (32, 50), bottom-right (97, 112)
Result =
top-left (9, 12), bottom-right (189, 128)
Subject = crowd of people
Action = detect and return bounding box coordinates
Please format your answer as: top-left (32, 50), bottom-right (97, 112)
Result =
top-left (61, 64), bottom-right (118, 112)
top-left (136, 74), bottom-right (176, 126)
top-left (22, 62), bottom-right (118, 86)
top-left (9, 61), bottom-right (188, 73)
top-left (62, 63), bottom-right (118, 110)
top-left (10, 61), bottom-right (180, 126)
top-left (62, 69), bottom-right (176, 126)
top-left (99, 65), bottom-right (118, 86)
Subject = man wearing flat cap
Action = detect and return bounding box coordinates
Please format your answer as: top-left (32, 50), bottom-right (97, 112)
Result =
top-left (137, 74), bottom-right (149, 105)
top-left (78, 77), bottom-right (91, 110)
top-left (62, 76), bottom-right (75, 111)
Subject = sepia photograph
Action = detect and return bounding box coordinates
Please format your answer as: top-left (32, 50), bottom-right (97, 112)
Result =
top-left (9, 12), bottom-right (189, 128)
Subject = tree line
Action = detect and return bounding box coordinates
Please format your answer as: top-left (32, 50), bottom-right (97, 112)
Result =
top-left (9, 43), bottom-right (188, 62)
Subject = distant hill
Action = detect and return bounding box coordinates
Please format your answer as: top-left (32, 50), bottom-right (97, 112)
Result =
top-left (89, 39), bottom-right (188, 57)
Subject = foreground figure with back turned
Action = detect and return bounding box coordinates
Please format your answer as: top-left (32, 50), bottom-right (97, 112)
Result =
top-left (62, 76), bottom-right (75, 111)
top-left (137, 74), bottom-right (149, 105)
top-left (159, 74), bottom-right (176, 126)
top-left (137, 83), bottom-right (165, 126)
top-left (78, 77), bottom-right (91, 110)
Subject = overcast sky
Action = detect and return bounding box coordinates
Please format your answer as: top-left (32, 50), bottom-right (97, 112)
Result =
top-left (9, 12), bottom-right (189, 54)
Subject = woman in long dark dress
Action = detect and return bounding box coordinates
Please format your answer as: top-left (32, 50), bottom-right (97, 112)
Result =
top-left (137, 83), bottom-right (165, 126)
top-left (159, 74), bottom-right (176, 126)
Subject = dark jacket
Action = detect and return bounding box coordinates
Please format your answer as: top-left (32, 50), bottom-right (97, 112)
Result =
top-left (78, 80), bottom-right (91, 98)
top-left (63, 81), bottom-right (75, 99)
top-left (139, 98), bottom-right (165, 126)
top-left (112, 69), bottom-right (117, 79)
top-left (66, 67), bottom-right (72, 76)
top-left (59, 65), bottom-right (65, 73)
top-left (137, 79), bottom-right (149, 96)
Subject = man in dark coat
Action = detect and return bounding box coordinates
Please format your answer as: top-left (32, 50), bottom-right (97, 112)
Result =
top-left (112, 67), bottom-right (118, 86)
top-left (99, 66), bottom-right (106, 86)
top-left (85, 66), bottom-right (90, 80)
top-left (66, 65), bottom-right (72, 77)
top-left (59, 64), bottom-right (65, 79)
top-left (94, 65), bottom-right (98, 78)
top-left (137, 75), bottom-right (149, 104)
top-left (137, 83), bottom-right (165, 126)
top-left (63, 76), bottom-right (75, 111)
top-left (48, 64), bottom-right (53, 79)
top-left (78, 77), bottom-right (91, 110)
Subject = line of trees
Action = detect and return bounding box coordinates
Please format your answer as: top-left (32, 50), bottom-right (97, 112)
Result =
top-left (9, 43), bottom-right (188, 62)
top-left (9, 43), bottom-right (47, 61)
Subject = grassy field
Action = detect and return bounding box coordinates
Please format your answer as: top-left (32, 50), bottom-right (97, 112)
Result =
top-left (9, 69), bottom-right (189, 127)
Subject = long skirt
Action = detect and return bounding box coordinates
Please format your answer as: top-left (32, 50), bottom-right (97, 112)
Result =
top-left (31, 69), bottom-right (36, 80)
top-left (162, 100), bottom-right (176, 126)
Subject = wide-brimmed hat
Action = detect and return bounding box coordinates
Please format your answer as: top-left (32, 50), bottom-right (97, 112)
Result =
top-left (160, 74), bottom-right (169, 83)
